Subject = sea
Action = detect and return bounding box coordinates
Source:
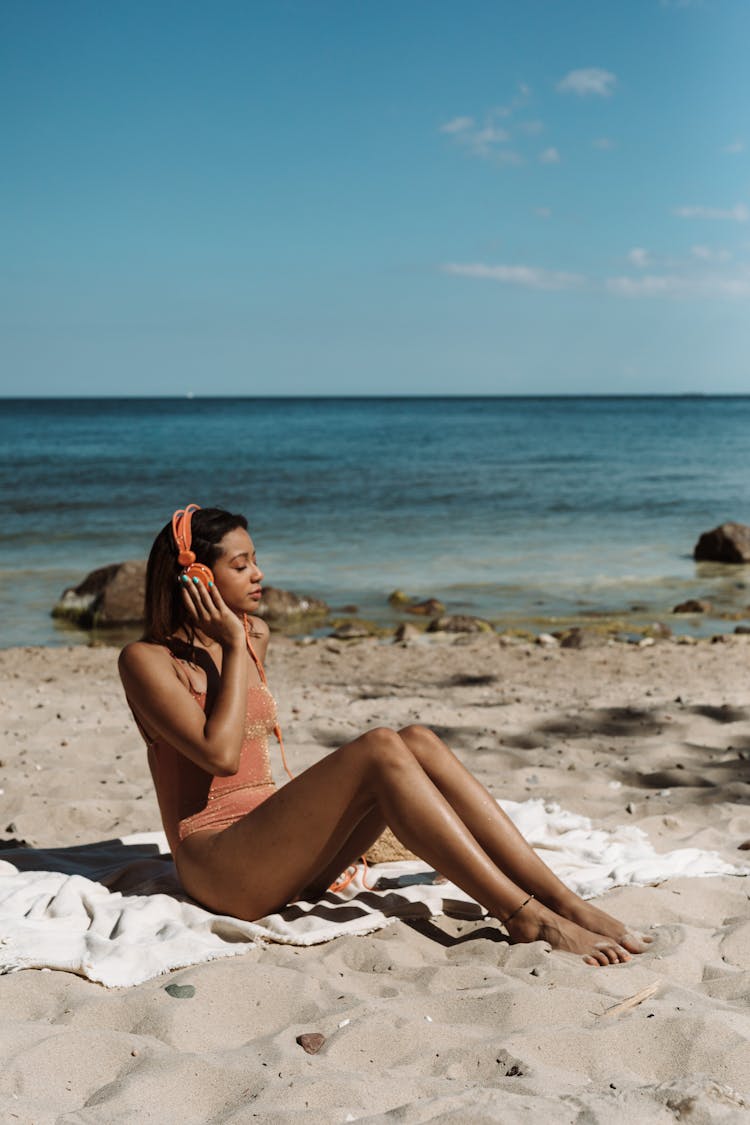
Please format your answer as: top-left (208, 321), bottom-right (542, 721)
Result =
top-left (1, 396), bottom-right (749, 649)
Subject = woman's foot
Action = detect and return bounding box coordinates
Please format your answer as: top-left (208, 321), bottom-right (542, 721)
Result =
top-left (554, 895), bottom-right (653, 954)
top-left (505, 900), bottom-right (634, 966)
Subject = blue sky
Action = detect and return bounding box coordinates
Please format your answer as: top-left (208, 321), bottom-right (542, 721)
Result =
top-left (2, 0), bottom-right (749, 395)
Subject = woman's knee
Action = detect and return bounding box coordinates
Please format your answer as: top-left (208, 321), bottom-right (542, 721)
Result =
top-left (358, 726), bottom-right (413, 773)
top-left (398, 723), bottom-right (443, 760)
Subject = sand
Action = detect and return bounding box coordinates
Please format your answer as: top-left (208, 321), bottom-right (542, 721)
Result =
top-left (0, 632), bottom-right (749, 1123)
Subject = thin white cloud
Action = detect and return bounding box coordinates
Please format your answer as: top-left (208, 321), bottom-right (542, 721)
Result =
top-left (557, 68), bottom-right (616, 98)
top-left (627, 248), bottom-right (650, 268)
top-left (440, 112), bottom-right (517, 160)
top-left (674, 203), bottom-right (749, 222)
top-left (606, 271), bottom-right (750, 299)
top-left (442, 262), bottom-right (584, 290)
top-left (691, 244), bottom-right (731, 262)
top-left (443, 257), bottom-right (750, 301)
top-left (593, 137), bottom-right (615, 150)
top-left (440, 88), bottom-right (538, 165)
top-left (722, 140), bottom-right (745, 154)
top-left (440, 116), bottom-right (475, 135)
top-left (539, 146), bottom-right (560, 164)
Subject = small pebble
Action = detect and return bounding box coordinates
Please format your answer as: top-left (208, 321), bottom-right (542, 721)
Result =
top-left (296, 1032), bottom-right (326, 1055)
top-left (536, 633), bottom-right (557, 647)
top-left (164, 983), bottom-right (195, 999)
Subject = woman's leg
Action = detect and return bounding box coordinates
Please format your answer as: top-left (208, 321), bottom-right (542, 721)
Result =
top-left (299, 806), bottom-right (387, 899)
top-left (397, 724), bottom-right (651, 952)
top-left (176, 726), bottom-right (634, 965)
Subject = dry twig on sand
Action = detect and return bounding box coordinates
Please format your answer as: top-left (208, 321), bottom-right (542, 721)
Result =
top-left (599, 981), bottom-right (660, 1020)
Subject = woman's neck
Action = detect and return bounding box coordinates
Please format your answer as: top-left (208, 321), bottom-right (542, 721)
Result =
top-left (172, 627), bottom-right (216, 651)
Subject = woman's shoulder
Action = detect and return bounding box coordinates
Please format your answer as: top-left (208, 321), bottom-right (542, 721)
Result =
top-left (118, 639), bottom-right (172, 681)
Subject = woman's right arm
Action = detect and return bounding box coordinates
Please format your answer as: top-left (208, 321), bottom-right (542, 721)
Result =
top-left (118, 584), bottom-right (249, 776)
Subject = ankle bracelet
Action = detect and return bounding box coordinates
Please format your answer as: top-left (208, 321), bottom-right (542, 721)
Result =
top-left (502, 893), bottom-right (535, 926)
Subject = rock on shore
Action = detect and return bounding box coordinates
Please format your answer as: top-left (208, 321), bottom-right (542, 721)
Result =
top-left (52, 560), bottom-right (146, 628)
top-left (694, 522), bottom-right (750, 564)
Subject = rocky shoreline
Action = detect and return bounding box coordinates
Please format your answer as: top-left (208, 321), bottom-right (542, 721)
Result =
top-left (51, 530), bottom-right (750, 648)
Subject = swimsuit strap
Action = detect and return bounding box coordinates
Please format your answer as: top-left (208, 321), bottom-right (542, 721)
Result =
top-left (166, 647), bottom-right (206, 699)
top-left (243, 614), bottom-right (294, 781)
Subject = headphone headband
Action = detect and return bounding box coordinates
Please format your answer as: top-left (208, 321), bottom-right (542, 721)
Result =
top-left (171, 504), bottom-right (201, 566)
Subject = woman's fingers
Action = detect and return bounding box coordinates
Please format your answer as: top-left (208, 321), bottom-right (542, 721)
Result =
top-left (180, 576), bottom-right (213, 619)
top-left (190, 576), bottom-right (220, 618)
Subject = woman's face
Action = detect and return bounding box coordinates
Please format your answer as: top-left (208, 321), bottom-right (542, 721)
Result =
top-left (211, 527), bottom-right (264, 615)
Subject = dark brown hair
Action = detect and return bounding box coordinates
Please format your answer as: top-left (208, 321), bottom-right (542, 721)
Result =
top-left (143, 507), bottom-right (248, 643)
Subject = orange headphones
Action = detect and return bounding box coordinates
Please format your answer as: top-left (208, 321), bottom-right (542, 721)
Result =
top-left (172, 504), bottom-right (214, 588)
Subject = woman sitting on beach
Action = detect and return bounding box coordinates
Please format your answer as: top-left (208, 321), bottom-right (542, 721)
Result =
top-left (119, 505), bottom-right (652, 966)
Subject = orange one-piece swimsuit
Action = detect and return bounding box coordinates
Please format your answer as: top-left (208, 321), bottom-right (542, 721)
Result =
top-left (136, 645), bottom-right (279, 858)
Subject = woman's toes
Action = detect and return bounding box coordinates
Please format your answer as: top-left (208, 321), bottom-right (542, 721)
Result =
top-left (620, 931), bottom-right (653, 954)
top-left (587, 941), bottom-right (631, 966)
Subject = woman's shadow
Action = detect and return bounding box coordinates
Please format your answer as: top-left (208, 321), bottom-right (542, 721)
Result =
top-left (0, 836), bottom-right (492, 939)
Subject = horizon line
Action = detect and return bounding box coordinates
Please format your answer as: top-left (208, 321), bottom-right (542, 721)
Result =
top-left (1, 392), bottom-right (748, 402)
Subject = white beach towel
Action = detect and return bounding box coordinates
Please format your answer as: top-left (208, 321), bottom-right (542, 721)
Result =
top-left (0, 799), bottom-right (746, 988)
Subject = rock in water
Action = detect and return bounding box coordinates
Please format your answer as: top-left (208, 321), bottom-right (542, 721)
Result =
top-left (53, 560), bottom-right (146, 628)
top-left (405, 598), bottom-right (445, 617)
top-left (329, 620), bottom-right (375, 640)
top-left (694, 522), bottom-right (750, 564)
top-left (388, 589), bottom-right (412, 607)
top-left (426, 614), bottom-right (493, 634)
top-left (256, 586), bottom-right (329, 627)
top-left (673, 599), bottom-right (712, 614)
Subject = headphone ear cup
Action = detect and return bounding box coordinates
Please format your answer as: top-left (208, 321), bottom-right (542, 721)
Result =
top-left (184, 563), bottom-right (214, 588)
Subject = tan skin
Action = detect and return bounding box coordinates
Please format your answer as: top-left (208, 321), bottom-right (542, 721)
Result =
top-left (119, 528), bottom-right (653, 967)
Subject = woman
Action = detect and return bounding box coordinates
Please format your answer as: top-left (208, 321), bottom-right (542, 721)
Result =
top-left (119, 505), bottom-right (652, 966)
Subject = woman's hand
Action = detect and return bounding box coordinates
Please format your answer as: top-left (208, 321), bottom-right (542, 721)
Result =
top-left (179, 576), bottom-right (246, 650)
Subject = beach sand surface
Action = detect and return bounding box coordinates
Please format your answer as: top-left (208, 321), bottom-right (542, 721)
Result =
top-left (0, 634), bottom-right (749, 1124)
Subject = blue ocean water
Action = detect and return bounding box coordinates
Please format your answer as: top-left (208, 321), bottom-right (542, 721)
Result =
top-left (1, 396), bottom-right (749, 648)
